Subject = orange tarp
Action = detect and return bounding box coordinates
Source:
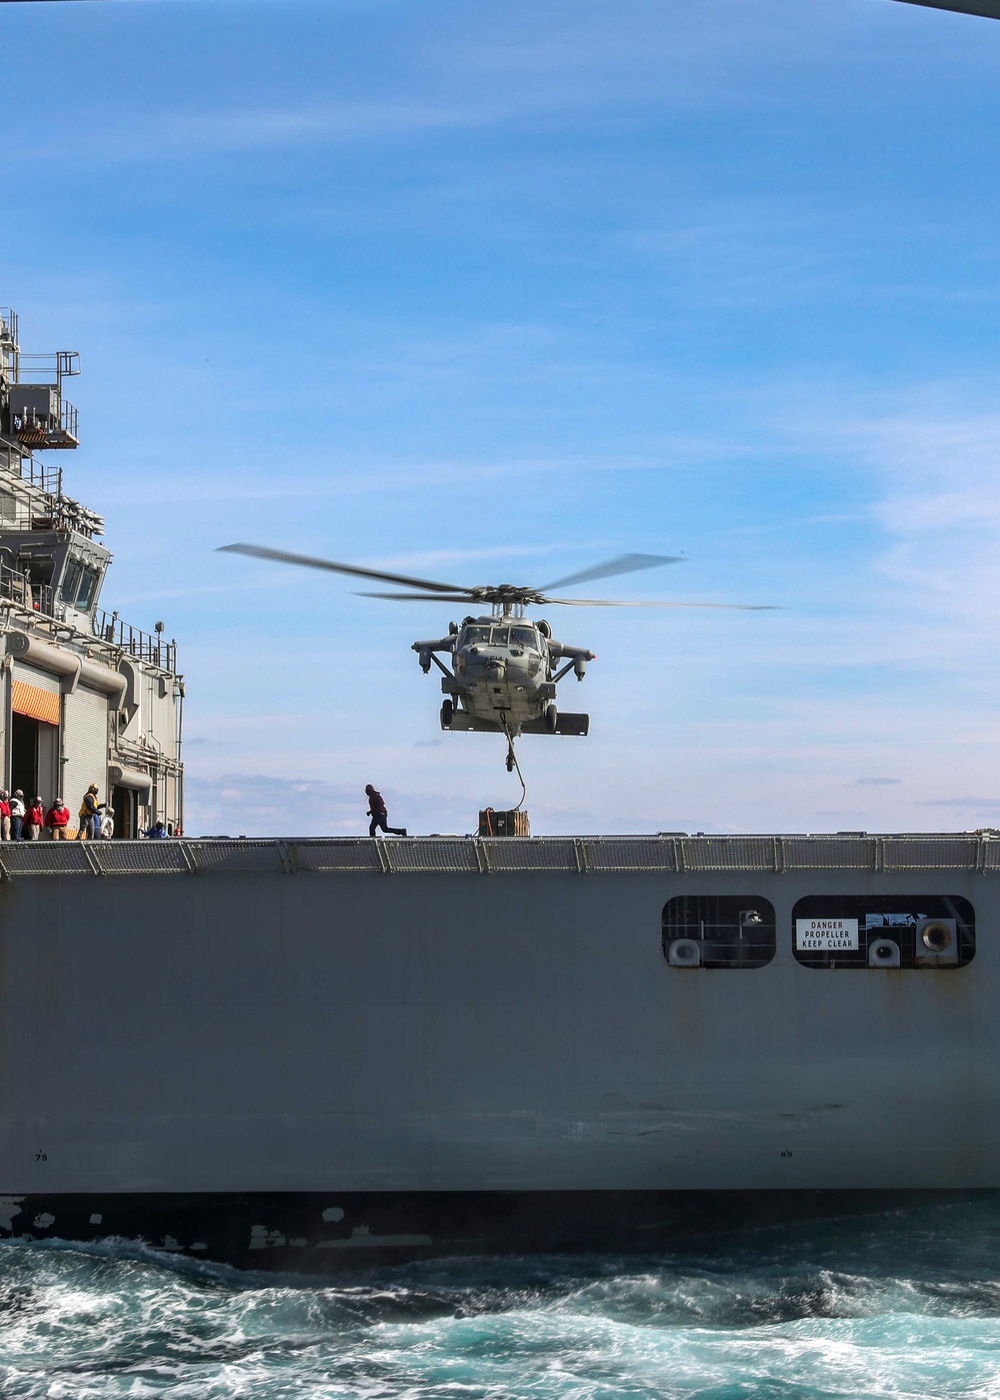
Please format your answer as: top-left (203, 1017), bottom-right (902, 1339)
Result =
top-left (12, 680), bottom-right (59, 726)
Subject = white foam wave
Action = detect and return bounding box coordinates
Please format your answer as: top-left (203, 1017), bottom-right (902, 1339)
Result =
top-left (0, 1205), bottom-right (998, 1398)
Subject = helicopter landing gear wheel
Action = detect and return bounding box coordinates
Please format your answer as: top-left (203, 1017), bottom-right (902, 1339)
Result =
top-left (545, 703), bottom-right (558, 733)
top-left (440, 698), bottom-right (454, 729)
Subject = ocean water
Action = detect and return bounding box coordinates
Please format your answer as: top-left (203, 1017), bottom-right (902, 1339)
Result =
top-left (1, 1201), bottom-right (999, 1398)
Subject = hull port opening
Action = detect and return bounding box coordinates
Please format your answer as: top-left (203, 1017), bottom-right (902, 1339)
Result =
top-left (793, 895), bottom-right (975, 969)
top-left (662, 896), bottom-right (776, 969)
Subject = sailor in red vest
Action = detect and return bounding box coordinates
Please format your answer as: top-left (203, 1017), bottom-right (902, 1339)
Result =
top-left (365, 784), bottom-right (407, 838)
top-left (23, 796), bottom-right (44, 841)
top-left (45, 799), bottom-right (71, 840)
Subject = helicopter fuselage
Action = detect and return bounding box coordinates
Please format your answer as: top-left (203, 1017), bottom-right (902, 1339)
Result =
top-left (412, 613), bottom-right (593, 737)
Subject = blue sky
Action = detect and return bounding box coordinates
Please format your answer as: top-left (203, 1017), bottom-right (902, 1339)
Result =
top-left (4, 0), bottom-right (1000, 836)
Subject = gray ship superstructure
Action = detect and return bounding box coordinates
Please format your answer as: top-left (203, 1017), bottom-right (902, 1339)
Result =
top-left (0, 308), bottom-right (182, 834)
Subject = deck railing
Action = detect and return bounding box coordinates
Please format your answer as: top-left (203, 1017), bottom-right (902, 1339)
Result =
top-left (19, 452), bottom-right (62, 495)
top-left (0, 442), bottom-right (62, 498)
top-left (0, 560), bottom-right (53, 616)
top-left (57, 398), bottom-right (78, 444)
top-left (0, 833), bottom-right (994, 877)
top-left (93, 610), bottom-right (176, 673)
top-left (0, 560), bottom-right (176, 672)
top-left (14, 349), bottom-right (80, 388)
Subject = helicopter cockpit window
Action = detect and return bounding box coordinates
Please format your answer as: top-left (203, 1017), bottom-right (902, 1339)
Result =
top-left (510, 627), bottom-right (537, 650)
top-left (461, 626), bottom-right (490, 645)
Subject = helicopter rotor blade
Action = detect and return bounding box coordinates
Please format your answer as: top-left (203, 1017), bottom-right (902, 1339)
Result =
top-left (355, 591), bottom-right (478, 602)
top-left (540, 553), bottom-right (683, 592)
top-left (218, 543), bottom-right (471, 595)
top-left (538, 597), bottom-right (777, 609)
top-left (220, 544), bottom-right (774, 611)
top-left (356, 590), bottom-right (777, 609)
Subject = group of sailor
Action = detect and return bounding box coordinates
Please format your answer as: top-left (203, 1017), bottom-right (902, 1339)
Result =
top-left (78, 783), bottom-right (169, 840)
top-left (0, 790), bottom-right (76, 840)
top-left (0, 783), bottom-right (119, 841)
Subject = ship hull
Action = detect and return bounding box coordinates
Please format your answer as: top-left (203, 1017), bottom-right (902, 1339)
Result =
top-left (0, 1188), bottom-right (988, 1271)
top-left (0, 835), bottom-right (996, 1268)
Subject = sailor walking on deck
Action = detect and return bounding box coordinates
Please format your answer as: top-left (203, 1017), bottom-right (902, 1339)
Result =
top-left (366, 784), bottom-right (407, 838)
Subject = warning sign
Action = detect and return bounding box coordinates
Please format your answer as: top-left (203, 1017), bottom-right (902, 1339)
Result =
top-left (795, 918), bottom-right (859, 952)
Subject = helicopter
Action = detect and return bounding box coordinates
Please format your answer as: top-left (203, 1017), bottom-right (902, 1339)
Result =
top-left (219, 544), bottom-right (772, 764)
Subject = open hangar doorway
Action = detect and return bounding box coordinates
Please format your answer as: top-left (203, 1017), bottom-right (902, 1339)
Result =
top-left (10, 681), bottom-right (59, 811)
top-left (109, 765), bottom-right (152, 839)
top-left (112, 785), bottom-right (136, 839)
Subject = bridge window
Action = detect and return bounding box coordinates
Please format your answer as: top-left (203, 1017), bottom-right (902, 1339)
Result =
top-left (61, 558), bottom-right (100, 611)
top-left (791, 895), bottom-right (975, 969)
top-left (662, 895), bottom-right (776, 969)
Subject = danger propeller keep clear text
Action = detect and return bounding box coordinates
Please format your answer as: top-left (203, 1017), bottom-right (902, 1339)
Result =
top-left (794, 918), bottom-right (860, 952)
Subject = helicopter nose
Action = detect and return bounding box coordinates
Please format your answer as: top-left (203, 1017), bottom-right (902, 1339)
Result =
top-left (485, 660), bottom-right (506, 683)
